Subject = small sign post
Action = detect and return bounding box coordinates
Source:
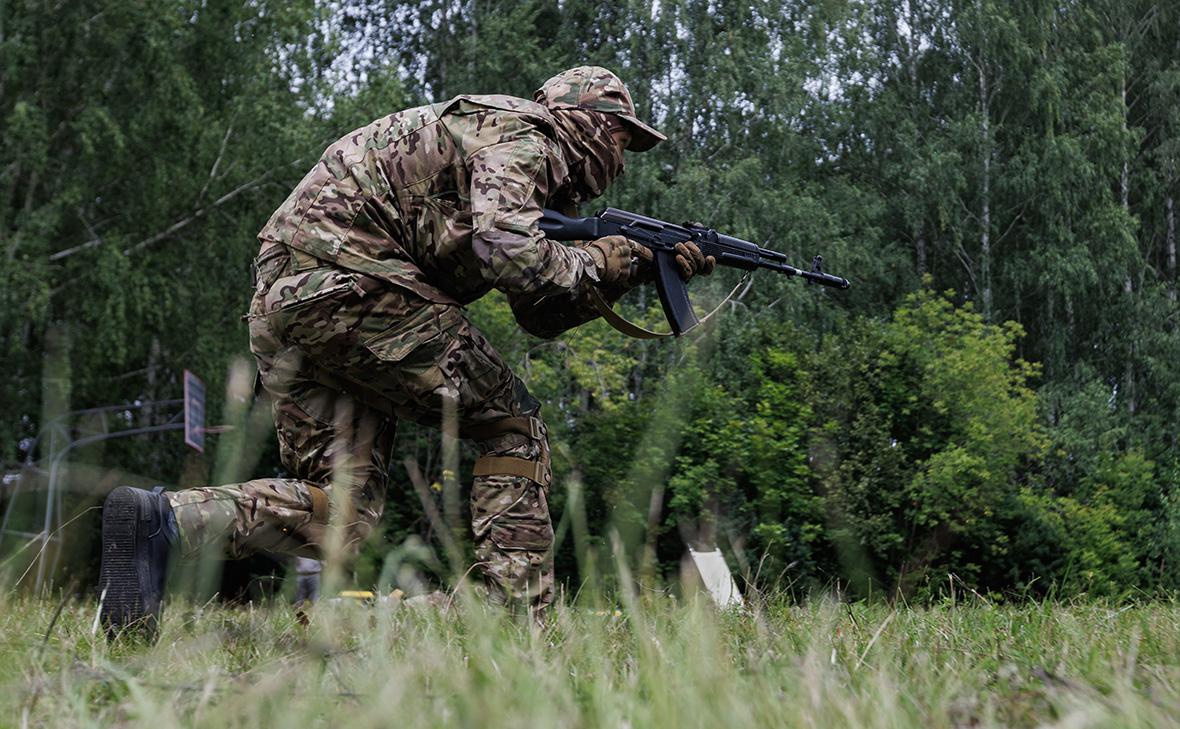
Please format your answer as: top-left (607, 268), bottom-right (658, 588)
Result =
top-left (183, 370), bottom-right (206, 453)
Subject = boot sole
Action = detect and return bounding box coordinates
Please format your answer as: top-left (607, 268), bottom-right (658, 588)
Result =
top-left (99, 486), bottom-right (160, 640)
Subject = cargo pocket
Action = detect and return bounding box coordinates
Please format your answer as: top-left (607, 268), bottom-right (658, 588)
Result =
top-left (363, 303), bottom-right (465, 363)
top-left (483, 479), bottom-right (553, 552)
top-left (490, 518), bottom-right (554, 552)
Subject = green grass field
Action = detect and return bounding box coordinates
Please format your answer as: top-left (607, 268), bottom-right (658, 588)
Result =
top-left (2, 592), bottom-right (1179, 729)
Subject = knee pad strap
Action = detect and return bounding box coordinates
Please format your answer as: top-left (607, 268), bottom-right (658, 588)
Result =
top-left (469, 415), bottom-right (551, 487)
top-left (461, 415), bottom-right (542, 441)
top-left (473, 455), bottom-right (547, 484)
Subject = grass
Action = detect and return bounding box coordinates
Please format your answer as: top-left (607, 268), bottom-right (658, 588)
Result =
top-left (1, 590), bottom-right (1179, 728)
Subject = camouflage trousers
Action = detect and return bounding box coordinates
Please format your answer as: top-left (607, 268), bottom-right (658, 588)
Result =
top-left (167, 246), bottom-right (554, 611)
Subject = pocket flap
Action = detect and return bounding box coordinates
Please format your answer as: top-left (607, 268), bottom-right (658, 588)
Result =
top-left (264, 270), bottom-right (361, 315)
top-left (363, 304), bottom-right (464, 363)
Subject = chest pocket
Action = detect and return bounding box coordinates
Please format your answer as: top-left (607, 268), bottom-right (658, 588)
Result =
top-left (413, 195), bottom-right (473, 262)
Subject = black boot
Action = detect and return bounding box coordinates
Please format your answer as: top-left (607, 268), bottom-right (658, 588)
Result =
top-left (99, 486), bottom-right (177, 641)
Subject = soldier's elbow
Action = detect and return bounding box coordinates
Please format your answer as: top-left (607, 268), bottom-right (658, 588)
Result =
top-left (514, 315), bottom-right (566, 340)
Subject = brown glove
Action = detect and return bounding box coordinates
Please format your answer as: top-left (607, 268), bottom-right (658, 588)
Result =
top-left (581, 236), bottom-right (714, 284)
top-left (673, 241), bottom-right (716, 281)
top-left (580, 235), bottom-right (653, 286)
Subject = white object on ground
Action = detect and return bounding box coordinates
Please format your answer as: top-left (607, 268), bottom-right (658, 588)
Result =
top-left (687, 547), bottom-right (743, 608)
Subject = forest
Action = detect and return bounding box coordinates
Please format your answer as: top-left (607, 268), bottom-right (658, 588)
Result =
top-left (3, 0), bottom-right (1180, 601)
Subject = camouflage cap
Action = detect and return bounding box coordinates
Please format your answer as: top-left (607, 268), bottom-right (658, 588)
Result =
top-left (534, 66), bottom-right (666, 152)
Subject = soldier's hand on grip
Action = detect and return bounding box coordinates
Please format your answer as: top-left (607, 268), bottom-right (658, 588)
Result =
top-left (673, 241), bottom-right (716, 281)
top-left (581, 235), bottom-right (652, 286)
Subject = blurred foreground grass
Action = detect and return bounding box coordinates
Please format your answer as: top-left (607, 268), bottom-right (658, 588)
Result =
top-left (2, 593), bottom-right (1179, 728)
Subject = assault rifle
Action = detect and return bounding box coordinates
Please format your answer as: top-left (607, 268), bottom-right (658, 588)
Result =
top-left (539, 207), bottom-right (851, 337)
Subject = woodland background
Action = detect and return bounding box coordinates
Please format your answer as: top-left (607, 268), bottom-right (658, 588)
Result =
top-left (3, 0), bottom-right (1180, 601)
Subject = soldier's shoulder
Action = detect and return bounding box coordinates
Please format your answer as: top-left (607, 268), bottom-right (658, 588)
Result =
top-left (437, 94), bottom-right (560, 153)
top-left (441, 94), bottom-right (555, 124)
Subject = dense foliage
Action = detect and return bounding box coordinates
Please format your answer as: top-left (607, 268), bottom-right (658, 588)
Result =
top-left (3, 0), bottom-right (1179, 600)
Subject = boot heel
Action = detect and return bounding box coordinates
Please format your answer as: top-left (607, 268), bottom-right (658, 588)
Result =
top-left (99, 487), bottom-right (145, 636)
top-left (99, 486), bottom-right (169, 641)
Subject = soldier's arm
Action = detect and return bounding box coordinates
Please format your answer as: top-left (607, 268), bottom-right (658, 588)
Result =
top-left (506, 199), bottom-right (655, 338)
top-left (467, 138), bottom-right (599, 297)
top-left (507, 278), bottom-right (634, 339)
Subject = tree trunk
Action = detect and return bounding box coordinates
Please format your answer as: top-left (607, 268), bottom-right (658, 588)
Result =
top-left (144, 336), bottom-right (161, 426)
top-left (1168, 193), bottom-right (1176, 303)
top-left (915, 223), bottom-right (928, 277)
top-left (978, 56), bottom-right (992, 320)
top-left (144, 335), bottom-right (162, 472)
top-left (1121, 75), bottom-right (1135, 415)
top-left (908, 2), bottom-right (927, 282)
top-left (1123, 275), bottom-right (1136, 415)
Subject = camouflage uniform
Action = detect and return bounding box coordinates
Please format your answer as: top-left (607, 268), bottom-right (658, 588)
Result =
top-left (167, 67), bottom-right (664, 612)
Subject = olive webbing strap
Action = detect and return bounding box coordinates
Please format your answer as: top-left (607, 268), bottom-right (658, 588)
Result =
top-left (472, 456), bottom-right (546, 483)
top-left (588, 271), bottom-right (753, 340)
top-left (465, 415), bottom-right (550, 484)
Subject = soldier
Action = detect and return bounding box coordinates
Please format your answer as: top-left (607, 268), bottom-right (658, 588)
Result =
top-left (98, 66), bottom-right (715, 636)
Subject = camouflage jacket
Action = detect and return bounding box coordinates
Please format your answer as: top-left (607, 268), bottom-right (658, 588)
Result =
top-left (258, 95), bottom-right (600, 308)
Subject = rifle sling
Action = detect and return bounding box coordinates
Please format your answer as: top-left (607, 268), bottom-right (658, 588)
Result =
top-left (588, 272), bottom-right (752, 340)
top-left (588, 287), bottom-right (672, 339)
